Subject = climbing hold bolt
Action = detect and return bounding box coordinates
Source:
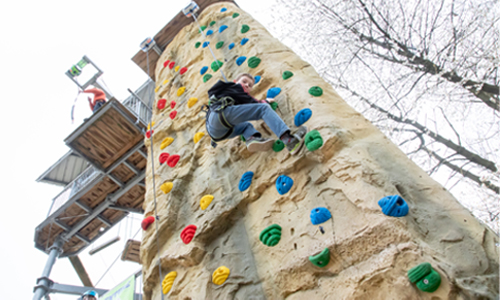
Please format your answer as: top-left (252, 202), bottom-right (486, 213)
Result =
top-left (162, 271), bottom-right (177, 294)
top-left (310, 207), bottom-right (332, 225)
top-left (159, 153), bottom-right (170, 165)
top-left (187, 97), bottom-right (198, 108)
top-left (241, 24), bottom-right (250, 33)
top-left (259, 224), bottom-right (282, 247)
top-left (211, 60), bottom-right (223, 72)
top-left (247, 56), bottom-right (261, 68)
top-left (272, 140), bottom-right (285, 152)
top-left (408, 263), bottom-right (441, 293)
top-left (236, 56), bottom-right (247, 66)
top-left (180, 224), bottom-right (197, 244)
top-left (160, 182), bottom-right (173, 194)
top-left (309, 248), bottom-right (330, 268)
top-left (194, 132), bottom-right (205, 144)
top-left (304, 130), bottom-right (323, 151)
top-left (219, 25), bottom-right (228, 33)
top-left (266, 87), bottom-right (281, 99)
top-left (169, 111), bottom-right (177, 120)
top-left (200, 66), bottom-right (208, 75)
top-left (177, 87), bottom-right (186, 96)
top-left (203, 74), bottom-right (212, 83)
top-left (216, 41), bottom-right (224, 49)
top-left (276, 175), bottom-right (294, 195)
top-left (180, 67), bottom-right (188, 75)
top-left (160, 137), bottom-right (174, 149)
top-left (240, 38), bottom-right (249, 45)
top-left (308, 86), bottom-right (323, 97)
top-left (141, 216), bottom-right (155, 230)
top-left (200, 195), bottom-right (214, 210)
top-left (282, 71), bottom-right (294, 80)
top-left (157, 99), bottom-right (167, 110)
top-left (294, 108), bottom-right (312, 127)
top-left (319, 226), bottom-right (325, 234)
top-left (212, 266), bottom-right (230, 285)
top-left (167, 154), bottom-right (180, 167)
top-left (238, 171), bottom-right (254, 192)
top-left (378, 195), bottom-right (409, 217)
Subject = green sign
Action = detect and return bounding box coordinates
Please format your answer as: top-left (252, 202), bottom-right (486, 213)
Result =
top-left (101, 274), bottom-right (135, 300)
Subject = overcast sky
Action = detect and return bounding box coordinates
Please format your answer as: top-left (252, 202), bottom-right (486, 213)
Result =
top-left (0, 1), bottom-right (274, 299)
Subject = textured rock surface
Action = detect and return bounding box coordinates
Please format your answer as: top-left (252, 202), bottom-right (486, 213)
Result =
top-left (140, 3), bottom-right (499, 299)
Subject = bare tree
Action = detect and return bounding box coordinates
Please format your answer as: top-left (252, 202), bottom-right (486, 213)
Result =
top-left (270, 0), bottom-right (499, 231)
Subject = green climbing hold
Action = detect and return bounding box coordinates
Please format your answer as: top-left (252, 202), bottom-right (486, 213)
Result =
top-left (195, 42), bottom-right (201, 48)
top-left (408, 262), bottom-right (432, 283)
top-left (199, 25), bottom-right (207, 32)
top-left (309, 248), bottom-right (330, 268)
top-left (304, 130), bottom-right (323, 151)
top-left (240, 135), bottom-right (246, 142)
top-left (203, 74), bottom-right (212, 83)
top-left (209, 20), bottom-right (216, 27)
top-left (309, 86), bottom-right (323, 97)
top-left (282, 71), bottom-right (294, 80)
top-left (216, 41), bottom-right (224, 49)
top-left (247, 56), bottom-right (261, 68)
top-left (259, 224), bottom-right (282, 247)
top-left (272, 140), bottom-right (284, 152)
top-left (416, 269), bottom-right (441, 293)
top-left (211, 60), bottom-right (223, 72)
top-left (270, 102), bottom-right (278, 111)
top-left (232, 13), bottom-right (240, 18)
top-left (241, 24), bottom-right (250, 33)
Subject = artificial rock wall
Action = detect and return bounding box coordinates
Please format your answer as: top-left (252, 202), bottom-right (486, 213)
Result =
top-left (140, 2), bottom-right (499, 299)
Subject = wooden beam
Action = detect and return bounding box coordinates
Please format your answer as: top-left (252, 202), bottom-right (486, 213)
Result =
top-left (68, 256), bottom-right (94, 287)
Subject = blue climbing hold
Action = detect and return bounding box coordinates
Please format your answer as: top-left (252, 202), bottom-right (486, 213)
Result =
top-left (206, 29), bottom-right (214, 36)
top-left (267, 87), bottom-right (282, 99)
top-left (276, 175), bottom-right (293, 195)
top-left (238, 171), bottom-right (254, 192)
top-left (228, 43), bottom-right (235, 50)
top-left (294, 108), bottom-right (313, 127)
top-left (310, 207), bottom-right (332, 225)
top-left (219, 25), bottom-right (228, 33)
top-left (221, 7), bottom-right (227, 12)
top-left (202, 41), bottom-right (210, 48)
top-left (200, 66), bottom-right (208, 75)
top-left (236, 56), bottom-right (247, 66)
top-left (241, 38), bottom-right (249, 45)
top-left (254, 76), bottom-right (261, 84)
top-left (378, 195), bottom-right (409, 217)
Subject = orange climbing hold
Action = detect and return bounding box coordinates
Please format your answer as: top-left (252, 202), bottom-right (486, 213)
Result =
top-left (180, 67), bottom-right (188, 75)
top-left (175, 66), bottom-right (180, 72)
top-left (177, 87), bottom-right (186, 96)
top-left (141, 216), bottom-right (155, 230)
top-left (159, 153), bottom-right (169, 165)
top-left (180, 225), bottom-right (197, 244)
top-left (160, 137), bottom-right (174, 149)
top-left (160, 182), bottom-right (173, 194)
top-left (169, 61), bottom-right (175, 69)
top-left (200, 195), bottom-right (214, 210)
top-left (167, 154), bottom-right (180, 167)
top-left (170, 111), bottom-right (177, 120)
top-left (193, 132), bottom-right (205, 143)
top-left (171, 101), bottom-right (176, 109)
top-left (187, 97), bottom-right (198, 108)
top-left (157, 99), bottom-right (167, 110)
top-left (212, 266), bottom-right (230, 285)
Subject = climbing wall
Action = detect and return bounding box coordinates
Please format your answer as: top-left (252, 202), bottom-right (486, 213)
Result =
top-left (140, 3), bottom-right (499, 299)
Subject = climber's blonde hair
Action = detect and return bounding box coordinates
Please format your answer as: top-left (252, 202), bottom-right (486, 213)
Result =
top-left (234, 73), bottom-right (254, 83)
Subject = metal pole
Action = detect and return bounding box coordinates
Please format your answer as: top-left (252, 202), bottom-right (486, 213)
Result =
top-left (33, 239), bottom-right (63, 300)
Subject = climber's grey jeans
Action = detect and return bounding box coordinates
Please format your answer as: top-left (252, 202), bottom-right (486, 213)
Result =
top-left (207, 103), bottom-right (290, 140)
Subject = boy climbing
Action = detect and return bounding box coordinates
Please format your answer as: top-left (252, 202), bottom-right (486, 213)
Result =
top-left (205, 73), bottom-right (307, 153)
top-left (83, 87), bottom-right (107, 113)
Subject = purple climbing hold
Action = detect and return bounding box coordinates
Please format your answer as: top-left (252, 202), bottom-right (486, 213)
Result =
top-left (294, 108), bottom-right (312, 127)
top-left (378, 195), bottom-right (409, 217)
top-left (276, 175), bottom-right (293, 195)
top-left (200, 66), bottom-right (208, 75)
top-left (202, 41), bottom-right (210, 48)
top-left (206, 29), bottom-right (214, 36)
top-left (239, 171), bottom-right (254, 192)
top-left (310, 207), bottom-right (332, 225)
top-left (236, 56), bottom-right (247, 66)
top-left (219, 25), bottom-right (228, 33)
top-left (254, 76), bottom-right (261, 84)
top-left (241, 38), bottom-right (249, 45)
top-left (221, 7), bottom-right (227, 12)
top-left (228, 43), bottom-right (235, 50)
top-left (267, 87), bottom-right (281, 99)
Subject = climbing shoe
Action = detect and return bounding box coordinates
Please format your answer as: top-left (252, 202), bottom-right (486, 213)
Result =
top-left (245, 135), bottom-right (275, 152)
top-left (283, 126), bottom-right (308, 155)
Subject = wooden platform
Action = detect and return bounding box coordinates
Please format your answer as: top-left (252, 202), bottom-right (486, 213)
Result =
top-left (131, 0), bottom-right (237, 80)
top-left (122, 239), bottom-right (141, 264)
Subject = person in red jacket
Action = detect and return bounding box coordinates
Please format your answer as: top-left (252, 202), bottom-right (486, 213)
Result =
top-left (83, 87), bottom-right (107, 113)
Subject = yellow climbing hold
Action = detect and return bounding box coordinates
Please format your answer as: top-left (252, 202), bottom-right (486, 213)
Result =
top-left (160, 182), bottom-right (173, 194)
top-left (187, 97), bottom-right (198, 108)
top-left (212, 266), bottom-right (230, 285)
top-left (162, 79), bottom-right (169, 85)
top-left (194, 132), bottom-right (205, 144)
top-left (162, 271), bottom-right (177, 294)
top-left (177, 87), bottom-right (186, 96)
top-left (147, 122), bottom-right (155, 130)
top-left (175, 65), bottom-right (180, 72)
top-left (200, 195), bottom-right (214, 210)
top-left (160, 137), bottom-right (174, 149)
top-left (155, 86), bottom-right (161, 93)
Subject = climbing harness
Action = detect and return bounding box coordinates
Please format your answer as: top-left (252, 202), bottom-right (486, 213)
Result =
top-left (202, 95), bottom-right (237, 147)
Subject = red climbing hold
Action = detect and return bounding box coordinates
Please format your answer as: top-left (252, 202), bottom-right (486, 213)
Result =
top-left (141, 216), bottom-right (155, 230)
top-left (159, 152), bottom-right (170, 165)
top-left (171, 101), bottom-right (176, 109)
top-left (180, 225), bottom-right (197, 244)
top-left (169, 61), bottom-right (175, 69)
top-left (163, 60), bottom-right (170, 68)
top-left (157, 99), bottom-right (167, 110)
top-left (180, 67), bottom-right (188, 75)
top-left (146, 130), bottom-right (153, 139)
top-left (167, 154), bottom-right (180, 167)
top-left (170, 111), bottom-right (177, 119)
